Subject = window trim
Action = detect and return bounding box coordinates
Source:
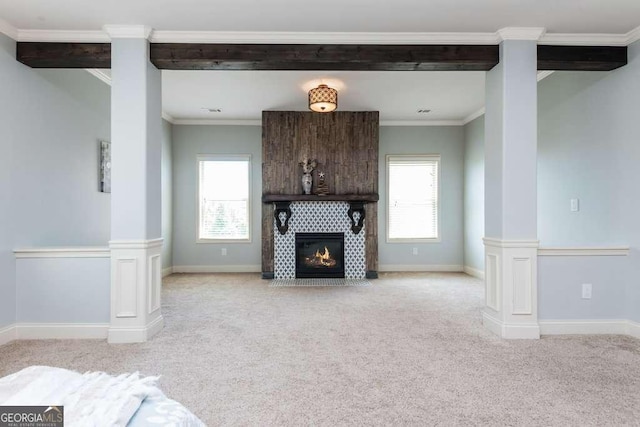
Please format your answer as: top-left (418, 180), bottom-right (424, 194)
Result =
top-left (196, 154), bottom-right (252, 244)
top-left (386, 154), bottom-right (441, 243)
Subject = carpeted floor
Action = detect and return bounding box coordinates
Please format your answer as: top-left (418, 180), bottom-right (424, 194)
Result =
top-left (1, 272), bottom-right (639, 426)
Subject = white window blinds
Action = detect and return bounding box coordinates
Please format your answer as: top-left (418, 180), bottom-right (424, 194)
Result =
top-left (387, 155), bottom-right (440, 241)
top-left (198, 155), bottom-right (251, 241)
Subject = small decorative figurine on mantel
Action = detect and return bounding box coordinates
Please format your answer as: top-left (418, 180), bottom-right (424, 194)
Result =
top-left (315, 171), bottom-right (330, 196)
top-left (299, 157), bottom-right (317, 195)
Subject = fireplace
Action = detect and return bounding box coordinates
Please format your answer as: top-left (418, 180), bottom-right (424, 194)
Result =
top-left (295, 232), bottom-right (345, 278)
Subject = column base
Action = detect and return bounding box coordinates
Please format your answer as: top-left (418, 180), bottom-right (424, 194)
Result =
top-left (108, 315), bottom-right (164, 344)
top-left (108, 238), bottom-right (164, 344)
top-left (483, 238), bottom-right (540, 340)
top-left (482, 310), bottom-right (540, 339)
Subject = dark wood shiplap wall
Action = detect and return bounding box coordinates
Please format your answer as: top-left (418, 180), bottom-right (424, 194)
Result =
top-left (262, 111), bottom-right (379, 274)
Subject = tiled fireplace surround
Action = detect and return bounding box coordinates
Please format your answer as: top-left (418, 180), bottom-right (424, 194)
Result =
top-left (274, 201), bottom-right (366, 279)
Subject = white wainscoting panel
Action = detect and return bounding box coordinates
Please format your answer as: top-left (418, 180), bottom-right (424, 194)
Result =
top-left (109, 239), bottom-right (164, 344)
top-left (148, 254), bottom-right (161, 314)
top-left (512, 257), bottom-right (533, 315)
top-left (115, 259), bottom-right (138, 318)
top-left (485, 253), bottom-right (499, 311)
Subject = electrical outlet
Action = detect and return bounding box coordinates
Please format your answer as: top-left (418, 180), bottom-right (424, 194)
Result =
top-left (221, 248), bottom-right (227, 256)
top-left (571, 198), bottom-right (580, 212)
top-left (412, 247), bottom-right (418, 256)
top-left (582, 283), bottom-right (592, 299)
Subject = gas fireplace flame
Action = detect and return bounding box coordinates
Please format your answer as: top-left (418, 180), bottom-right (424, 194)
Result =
top-left (306, 246), bottom-right (337, 268)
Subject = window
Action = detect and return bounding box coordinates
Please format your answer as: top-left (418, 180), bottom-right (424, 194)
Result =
top-left (198, 155), bottom-right (251, 242)
top-left (387, 155), bottom-right (440, 241)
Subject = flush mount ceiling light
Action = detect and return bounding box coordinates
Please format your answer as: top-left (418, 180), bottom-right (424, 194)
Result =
top-left (308, 84), bottom-right (338, 113)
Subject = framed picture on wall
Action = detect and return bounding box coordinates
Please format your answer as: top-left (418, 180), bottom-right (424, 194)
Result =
top-left (100, 140), bottom-right (111, 193)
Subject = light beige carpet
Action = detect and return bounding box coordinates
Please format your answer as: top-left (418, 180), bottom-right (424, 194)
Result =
top-left (1, 273), bottom-right (639, 426)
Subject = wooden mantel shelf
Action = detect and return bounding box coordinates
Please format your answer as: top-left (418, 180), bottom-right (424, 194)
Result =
top-left (262, 194), bottom-right (379, 203)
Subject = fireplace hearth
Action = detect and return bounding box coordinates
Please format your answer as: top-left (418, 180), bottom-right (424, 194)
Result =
top-left (295, 232), bottom-right (345, 278)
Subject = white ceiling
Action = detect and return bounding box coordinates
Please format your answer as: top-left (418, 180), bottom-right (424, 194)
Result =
top-left (160, 70), bottom-right (486, 123)
top-left (1, 0), bottom-right (639, 34)
top-left (4, 0), bottom-right (637, 122)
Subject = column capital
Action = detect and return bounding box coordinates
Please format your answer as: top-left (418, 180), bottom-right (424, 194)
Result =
top-left (103, 25), bottom-right (153, 40)
top-left (497, 27), bottom-right (546, 42)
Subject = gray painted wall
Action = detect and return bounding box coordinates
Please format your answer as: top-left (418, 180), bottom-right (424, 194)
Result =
top-left (162, 119), bottom-right (173, 268)
top-left (0, 34), bottom-right (17, 328)
top-left (16, 258), bottom-right (110, 323)
top-left (463, 117), bottom-right (485, 272)
top-left (172, 125), bottom-right (262, 268)
top-left (378, 126), bottom-right (464, 268)
top-left (11, 70), bottom-right (111, 248)
top-left (537, 40), bottom-right (640, 322)
top-left (0, 33), bottom-right (111, 328)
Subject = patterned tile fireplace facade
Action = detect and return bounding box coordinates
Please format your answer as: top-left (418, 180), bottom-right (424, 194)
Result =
top-left (274, 201), bottom-right (366, 279)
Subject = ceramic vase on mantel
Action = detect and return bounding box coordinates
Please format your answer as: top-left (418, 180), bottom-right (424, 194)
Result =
top-left (302, 173), bottom-right (312, 195)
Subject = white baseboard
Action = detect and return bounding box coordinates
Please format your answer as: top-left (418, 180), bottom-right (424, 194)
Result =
top-left (108, 315), bottom-right (164, 344)
top-left (162, 267), bottom-right (173, 277)
top-left (172, 265), bottom-right (261, 273)
top-left (482, 311), bottom-right (541, 339)
top-left (0, 324), bottom-right (16, 346)
top-left (627, 320), bottom-right (640, 339)
top-left (463, 265), bottom-right (485, 279)
top-left (379, 264), bottom-right (463, 272)
top-left (540, 319), bottom-right (640, 337)
top-left (14, 323), bottom-right (109, 340)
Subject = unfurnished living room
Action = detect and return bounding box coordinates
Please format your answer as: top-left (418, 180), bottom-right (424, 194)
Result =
top-left (1, 1), bottom-right (640, 426)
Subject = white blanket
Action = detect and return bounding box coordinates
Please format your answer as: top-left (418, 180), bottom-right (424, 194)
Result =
top-left (0, 366), bottom-right (163, 427)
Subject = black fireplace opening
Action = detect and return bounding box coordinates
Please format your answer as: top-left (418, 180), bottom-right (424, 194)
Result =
top-left (295, 232), bottom-right (345, 278)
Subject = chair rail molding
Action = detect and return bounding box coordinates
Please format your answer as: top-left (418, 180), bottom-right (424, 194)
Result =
top-left (538, 246), bottom-right (630, 256)
top-left (14, 247), bottom-right (110, 258)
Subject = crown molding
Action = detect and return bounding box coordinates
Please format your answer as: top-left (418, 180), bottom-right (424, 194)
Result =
top-left (172, 119), bottom-right (262, 126)
top-left (537, 70), bottom-right (555, 81)
top-left (498, 27), bottom-right (546, 41)
top-left (162, 112), bottom-right (175, 123)
top-left (0, 17), bottom-right (18, 40)
top-left (462, 108), bottom-right (485, 125)
top-left (8, 26), bottom-right (640, 46)
top-left (627, 25), bottom-right (640, 45)
top-left (539, 32), bottom-right (628, 46)
top-left (17, 29), bottom-right (110, 42)
top-left (103, 25), bottom-right (152, 40)
top-left (380, 119), bottom-right (464, 126)
top-left (149, 30), bottom-right (501, 45)
top-left (85, 69), bottom-right (111, 85)
top-left (169, 118), bottom-right (466, 126)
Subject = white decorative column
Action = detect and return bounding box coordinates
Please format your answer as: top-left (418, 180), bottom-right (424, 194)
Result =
top-left (482, 28), bottom-right (545, 339)
top-left (105, 25), bottom-right (164, 343)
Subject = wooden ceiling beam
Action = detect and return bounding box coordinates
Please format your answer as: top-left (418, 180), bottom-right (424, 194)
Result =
top-left (16, 42), bottom-right (111, 68)
top-left (537, 45), bottom-right (627, 71)
top-left (16, 42), bottom-right (627, 72)
top-left (149, 43), bottom-right (499, 71)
